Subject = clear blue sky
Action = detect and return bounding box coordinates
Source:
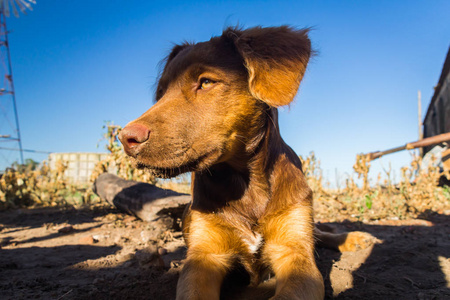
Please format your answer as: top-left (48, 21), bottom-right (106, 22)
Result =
top-left (3, 0), bottom-right (450, 186)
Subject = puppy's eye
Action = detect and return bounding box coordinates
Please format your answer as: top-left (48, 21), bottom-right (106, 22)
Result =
top-left (199, 78), bottom-right (215, 90)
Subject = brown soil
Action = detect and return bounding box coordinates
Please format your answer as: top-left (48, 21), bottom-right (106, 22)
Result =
top-left (0, 204), bottom-right (449, 300)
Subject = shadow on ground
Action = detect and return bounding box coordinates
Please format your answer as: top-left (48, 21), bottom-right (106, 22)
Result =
top-left (317, 213), bottom-right (450, 299)
top-left (0, 206), bottom-right (449, 299)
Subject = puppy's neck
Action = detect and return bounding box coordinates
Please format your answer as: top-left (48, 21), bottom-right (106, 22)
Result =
top-left (191, 107), bottom-right (296, 214)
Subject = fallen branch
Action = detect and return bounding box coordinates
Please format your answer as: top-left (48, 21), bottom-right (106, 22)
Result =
top-left (93, 173), bottom-right (191, 222)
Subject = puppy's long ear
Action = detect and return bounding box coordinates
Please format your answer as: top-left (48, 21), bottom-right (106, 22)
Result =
top-left (227, 26), bottom-right (311, 107)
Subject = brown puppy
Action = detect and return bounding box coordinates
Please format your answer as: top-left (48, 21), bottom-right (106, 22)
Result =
top-left (120, 26), bottom-right (346, 300)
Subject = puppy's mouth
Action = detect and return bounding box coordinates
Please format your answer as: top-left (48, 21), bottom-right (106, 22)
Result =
top-left (132, 149), bottom-right (222, 178)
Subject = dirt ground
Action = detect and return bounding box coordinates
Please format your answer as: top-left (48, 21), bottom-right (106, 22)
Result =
top-left (0, 202), bottom-right (449, 300)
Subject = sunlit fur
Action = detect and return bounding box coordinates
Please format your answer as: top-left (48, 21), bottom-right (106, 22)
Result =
top-left (121, 26), bottom-right (327, 299)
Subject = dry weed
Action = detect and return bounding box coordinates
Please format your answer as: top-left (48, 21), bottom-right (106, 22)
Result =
top-left (300, 152), bottom-right (324, 195)
top-left (2, 123), bottom-right (448, 220)
top-left (0, 160), bottom-right (97, 210)
top-left (312, 151), bottom-right (450, 222)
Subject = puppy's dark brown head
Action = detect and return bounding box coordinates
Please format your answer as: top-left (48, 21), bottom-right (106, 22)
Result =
top-left (119, 26), bottom-right (311, 178)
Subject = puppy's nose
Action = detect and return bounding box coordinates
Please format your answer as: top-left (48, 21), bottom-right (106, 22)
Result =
top-left (119, 123), bottom-right (150, 156)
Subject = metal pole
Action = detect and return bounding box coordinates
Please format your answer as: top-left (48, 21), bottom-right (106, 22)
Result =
top-left (1, 12), bottom-right (23, 164)
top-left (418, 90), bottom-right (423, 157)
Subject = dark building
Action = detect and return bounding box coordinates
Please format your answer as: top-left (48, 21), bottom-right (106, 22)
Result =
top-left (423, 46), bottom-right (450, 155)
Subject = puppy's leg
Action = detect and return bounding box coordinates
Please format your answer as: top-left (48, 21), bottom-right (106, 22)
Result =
top-left (261, 205), bottom-right (324, 300)
top-left (176, 211), bottom-right (242, 300)
top-left (314, 227), bottom-right (380, 252)
top-left (177, 254), bottom-right (230, 300)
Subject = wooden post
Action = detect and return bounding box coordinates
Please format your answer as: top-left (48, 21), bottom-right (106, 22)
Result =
top-left (366, 132), bottom-right (450, 161)
top-left (418, 90), bottom-right (423, 156)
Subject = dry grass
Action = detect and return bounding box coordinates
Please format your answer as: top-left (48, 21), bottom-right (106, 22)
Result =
top-left (307, 152), bottom-right (450, 222)
top-left (0, 160), bottom-right (97, 210)
top-left (1, 124), bottom-right (448, 220)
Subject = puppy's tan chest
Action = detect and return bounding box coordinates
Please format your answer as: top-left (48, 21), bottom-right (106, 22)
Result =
top-left (242, 231), bottom-right (264, 254)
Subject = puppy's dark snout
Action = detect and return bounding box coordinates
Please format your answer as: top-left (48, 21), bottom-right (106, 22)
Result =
top-left (119, 123), bottom-right (150, 156)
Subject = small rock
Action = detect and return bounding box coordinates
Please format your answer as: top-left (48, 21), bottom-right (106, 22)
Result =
top-left (79, 236), bottom-right (95, 244)
top-left (135, 246), bottom-right (164, 267)
top-left (123, 216), bottom-right (136, 223)
top-left (170, 260), bottom-right (183, 269)
top-left (135, 247), bottom-right (157, 264)
top-left (0, 237), bottom-right (11, 247)
top-left (93, 278), bottom-right (104, 285)
top-left (122, 260), bottom-right (136, 268)
top-left (158, 247), bottom-right (167, 255)
top-left (117, 253), bottom-right (135, 263)
top-left (58, 226), bottom-right (74, 234)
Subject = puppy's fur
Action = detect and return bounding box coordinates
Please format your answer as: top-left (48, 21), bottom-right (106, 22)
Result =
top-left (119, 26), bottom-right (372, 300)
